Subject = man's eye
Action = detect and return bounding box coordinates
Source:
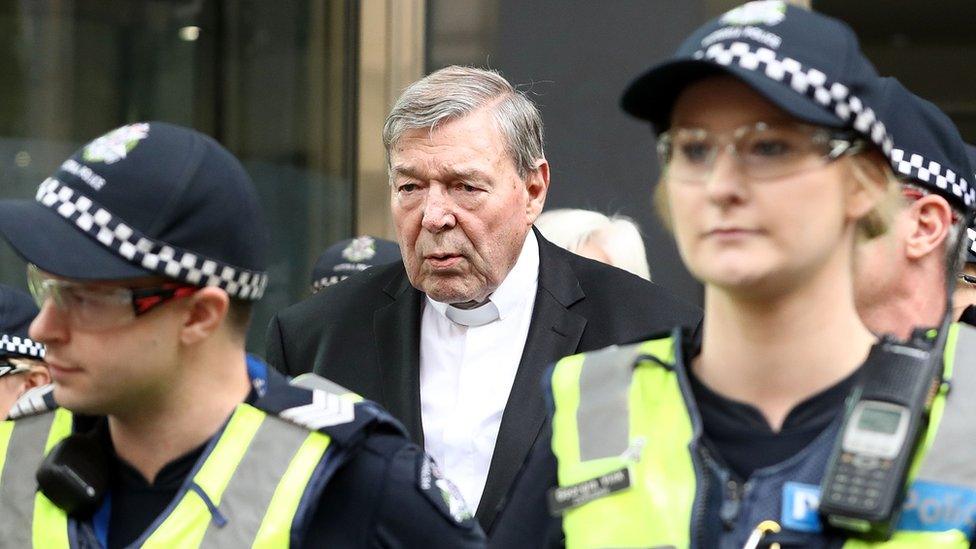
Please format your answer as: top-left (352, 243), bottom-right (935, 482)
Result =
top-left (460, 184), bottom-right (480, 192)
top-left (398, 183), bottom-right (419, 193)
top-left (61, 288), bottom-right (89, 307)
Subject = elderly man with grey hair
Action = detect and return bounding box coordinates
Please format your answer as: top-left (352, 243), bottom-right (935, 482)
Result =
top-left (266, 65), bottom-right (700, 533)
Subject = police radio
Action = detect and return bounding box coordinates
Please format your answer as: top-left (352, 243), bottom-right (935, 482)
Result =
top-left (818, 320), bottom-right (948, 540)
top-left (36, 433), bottom-right (108, 516)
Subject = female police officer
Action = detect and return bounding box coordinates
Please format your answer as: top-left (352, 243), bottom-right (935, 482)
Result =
top-left (490, 2), bottom-right (976, 547)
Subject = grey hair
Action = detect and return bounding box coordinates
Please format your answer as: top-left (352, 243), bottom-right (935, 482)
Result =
top-left (382, 65), bottom-right (545, 179)
top-left (945, 215), bottom-right (967, 278)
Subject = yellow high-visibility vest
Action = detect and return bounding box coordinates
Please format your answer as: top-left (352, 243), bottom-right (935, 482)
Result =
top-left (551, 323), bottom-right (976, 548)
top-left (0, 403), bottom-right (331, 548)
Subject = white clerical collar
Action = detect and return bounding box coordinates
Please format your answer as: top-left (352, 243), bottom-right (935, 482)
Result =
top-left (426, 229), bottom-right (540, 325)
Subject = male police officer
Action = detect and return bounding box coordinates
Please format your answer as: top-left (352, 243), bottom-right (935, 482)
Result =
top-left (855, 81), bottom-right (976, 340)
top-left (0, 284), bottom-right (48, 419)
top-left (0, 122), bottom-right (484, 547)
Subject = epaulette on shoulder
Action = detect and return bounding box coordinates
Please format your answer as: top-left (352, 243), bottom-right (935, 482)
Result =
top-left (277, 374), bottom-right (359, 431)
top-left (7, 384), bottom-right (57, 420)
top-left (267, 374), bottom-right (408, 446)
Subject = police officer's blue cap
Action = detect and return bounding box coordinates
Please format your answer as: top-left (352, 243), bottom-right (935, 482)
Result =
top-left (0, 284), bottom-right (43, 361)
top-left (0, 122), bottom-right (270, 300)
top-left (311, 236), bottom-right (401, 292)
top-left (865, 78), bottom-right (976, 214)
top-left (622, 1), bottom-right (880, 134)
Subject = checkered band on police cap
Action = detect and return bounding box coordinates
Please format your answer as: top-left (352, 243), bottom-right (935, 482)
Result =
top-left (35, 177), bottom-right (268, 300)
top-left (692, 41), bottom-right (891, 156)
top-left (0, 122), bottom-right (271, 301)
top-left (622, 1), bottom-right (975, 210)
top-left (691, 42), bottom-right (974, 210)
top-left (0, 334), bottom-right (44, 360)
top-left (0, 284), bottom-right (44, 361)
top-left (889, 149), bottom-right (975, 209)
top-left (864, 78), bottom-right (976, 213)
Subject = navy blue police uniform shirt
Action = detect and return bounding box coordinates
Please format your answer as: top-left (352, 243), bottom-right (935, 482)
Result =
top-left (489, 329), bottom-right (860, 548)
top-left (77, 367), bottom-right (486, 548)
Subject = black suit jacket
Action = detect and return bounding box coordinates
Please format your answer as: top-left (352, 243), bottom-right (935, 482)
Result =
top-left (265, 229), bottom-right (701, 532)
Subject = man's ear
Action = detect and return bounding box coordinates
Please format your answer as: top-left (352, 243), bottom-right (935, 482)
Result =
top-left (180, 287), bottom-right (230, 345)
top-left (525, 159), bottom-right (550, 224)
top-left (905, 194), bottom-right (954, 260)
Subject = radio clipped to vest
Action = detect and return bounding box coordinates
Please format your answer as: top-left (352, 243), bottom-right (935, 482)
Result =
top-left (819, 317), bottom-right (949, 540)
top-left (36, 433), bottom-right (109, 517)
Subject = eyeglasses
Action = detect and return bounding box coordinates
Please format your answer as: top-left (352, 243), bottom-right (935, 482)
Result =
top-left (657, 121), bottom-right (864, 183)
top-left (27, 264), bottom-right (198, 331)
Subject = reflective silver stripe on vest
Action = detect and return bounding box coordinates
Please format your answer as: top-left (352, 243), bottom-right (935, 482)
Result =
top-left (200, 416), bottom-right (314, 547)
top-left (915, 323), bottom-right (976, 489)
top-left (0, 412), bottom-right (58, 547)
top-left (577, 344), bottom-right (644, 461)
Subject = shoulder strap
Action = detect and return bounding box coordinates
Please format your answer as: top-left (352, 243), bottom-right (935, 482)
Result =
top-left (252, 368), bottom-right (408, 449)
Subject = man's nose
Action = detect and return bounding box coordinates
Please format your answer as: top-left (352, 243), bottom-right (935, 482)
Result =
top-left (29, 300), bottom-right (68, 345)
top-left (421, 186), bottom-right (457, 232)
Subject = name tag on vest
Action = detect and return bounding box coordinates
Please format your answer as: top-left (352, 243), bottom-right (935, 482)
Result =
top-left (548, 467), bottom-right (631, 515)
top-left (781, 480), bottom-right (976, 536)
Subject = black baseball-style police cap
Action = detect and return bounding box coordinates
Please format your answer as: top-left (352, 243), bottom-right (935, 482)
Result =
top-left (866, 78), bottom-right (976, 216)
top-left (622, 1), bottom-right (880, 134)
top-left (310, 236), bottom-right (401, 292)
top-left (0, 284), bottom-right (44, 365)
top-left (0, 122), bottom-right (270, 300)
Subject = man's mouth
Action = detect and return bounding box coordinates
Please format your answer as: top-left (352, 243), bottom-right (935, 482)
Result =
top-left (424, 252), bottom-right (464, 269)
top-left (46, 359), bottom-right (82, 379)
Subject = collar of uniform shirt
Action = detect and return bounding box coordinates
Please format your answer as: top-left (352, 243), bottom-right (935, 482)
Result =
top-left (426, 229), bottom-right (540, 323)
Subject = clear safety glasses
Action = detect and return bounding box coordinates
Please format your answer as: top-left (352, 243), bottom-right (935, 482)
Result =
top-left (27, 264), bottom-right (198, 331)
top-left (657, 121), bottom-right (864, 184)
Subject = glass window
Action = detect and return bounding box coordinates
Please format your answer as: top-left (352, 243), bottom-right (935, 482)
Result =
top-left (0, 0), bottom-right (357, 353)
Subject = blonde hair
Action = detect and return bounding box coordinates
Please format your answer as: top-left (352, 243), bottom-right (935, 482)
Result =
top-left (847, 152), bottom-right (903, 240)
